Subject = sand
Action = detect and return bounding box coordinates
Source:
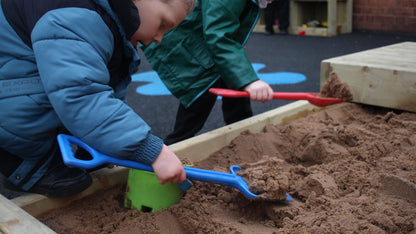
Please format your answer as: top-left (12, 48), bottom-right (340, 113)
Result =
top-left (38, 102), bottom-right (416, 233)
top-left (320, 72), bottom-right (354, 101)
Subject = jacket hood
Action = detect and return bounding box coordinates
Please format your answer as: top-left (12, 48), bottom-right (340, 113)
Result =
top-left (108, 0), bottom-right (140, 39)
top-left (92, 0), bottom-right (140, 75)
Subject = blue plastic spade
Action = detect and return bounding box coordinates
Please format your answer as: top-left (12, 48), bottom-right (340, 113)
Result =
top-left (57, 134), bottom-right (292, 201)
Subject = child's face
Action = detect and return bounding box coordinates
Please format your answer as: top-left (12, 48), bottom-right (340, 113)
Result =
top-left (130, 0), bottom-right (188, 47)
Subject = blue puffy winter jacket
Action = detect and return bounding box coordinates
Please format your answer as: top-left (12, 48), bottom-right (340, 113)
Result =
top-left (0, 0), bottom-right (163, 190)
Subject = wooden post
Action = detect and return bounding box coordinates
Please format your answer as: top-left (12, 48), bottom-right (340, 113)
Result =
top-left (327, 0), bottom-right (336, 36)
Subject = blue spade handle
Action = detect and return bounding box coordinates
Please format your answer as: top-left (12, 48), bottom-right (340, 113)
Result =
top-left (57, 134), bottom-right (293, 201)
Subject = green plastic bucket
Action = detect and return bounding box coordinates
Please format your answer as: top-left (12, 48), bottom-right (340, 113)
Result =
top-left (124, 169), bottom-right (183, 212)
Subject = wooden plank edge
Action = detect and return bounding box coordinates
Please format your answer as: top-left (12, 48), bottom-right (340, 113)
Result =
top-left (170, 101), bottom-right (319, 162)
top-left (321, 53), bottom-right (416, 112)
top-left (0, 194), bottom-right (55, 233)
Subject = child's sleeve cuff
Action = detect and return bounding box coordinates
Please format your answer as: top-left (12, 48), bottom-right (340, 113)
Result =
top-left (132, 134), bottom-right (164, 165)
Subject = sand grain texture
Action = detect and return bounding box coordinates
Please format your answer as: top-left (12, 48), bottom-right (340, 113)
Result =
top-left (321, 72), bottom-right (353, 100)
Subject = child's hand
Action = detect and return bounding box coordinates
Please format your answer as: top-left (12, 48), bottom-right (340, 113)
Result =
top-left (244, 80), bottom-right (274, 103)
top-left (152, 145), bottom-right (186, 184)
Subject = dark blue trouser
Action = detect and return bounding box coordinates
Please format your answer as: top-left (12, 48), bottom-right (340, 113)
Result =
top-left (265, 0), bottom-right (290, 33)
top-left (164, 79), bottom-right (253, 145)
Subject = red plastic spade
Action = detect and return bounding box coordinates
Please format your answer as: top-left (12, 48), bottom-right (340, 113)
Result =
top-left (209, 88), bottom-right (344, 107)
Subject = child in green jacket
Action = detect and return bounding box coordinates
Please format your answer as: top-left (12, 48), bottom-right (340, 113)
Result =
top-left (143, 0), bottom-right (274, 145)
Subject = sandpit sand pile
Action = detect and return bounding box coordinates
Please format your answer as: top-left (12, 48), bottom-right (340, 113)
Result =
top-left (39, 102), bottom-right (416, 233)
top-left (320, 72), bottom-right (354, 101)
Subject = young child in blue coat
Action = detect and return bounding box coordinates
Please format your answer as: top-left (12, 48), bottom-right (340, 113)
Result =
top-left (0, 0), bottom-right (196, 197)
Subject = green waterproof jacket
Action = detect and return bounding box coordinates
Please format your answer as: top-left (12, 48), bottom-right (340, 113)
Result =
top-left (142, 0), bottom-right (260, 108)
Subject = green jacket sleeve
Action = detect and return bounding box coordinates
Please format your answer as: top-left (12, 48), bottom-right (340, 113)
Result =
top-left (201, 0), bottom-right (260, 89)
